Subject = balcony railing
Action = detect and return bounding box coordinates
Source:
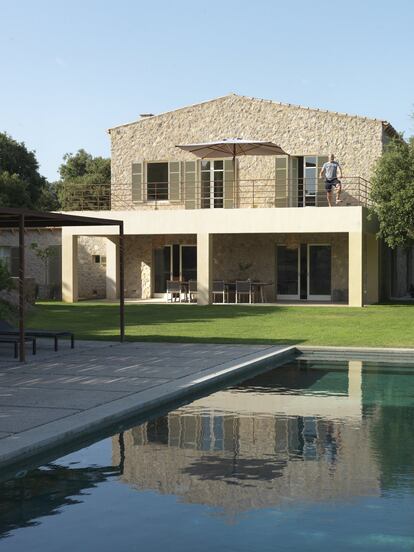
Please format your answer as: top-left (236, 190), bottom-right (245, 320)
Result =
top-left (59, 177), bottom-right (370, 211)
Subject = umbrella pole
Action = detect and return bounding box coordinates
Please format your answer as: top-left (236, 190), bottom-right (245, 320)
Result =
top-left (233, 145), bottom-right (236, 207)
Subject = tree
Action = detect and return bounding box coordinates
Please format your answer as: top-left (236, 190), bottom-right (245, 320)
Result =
top-left (29, 243), bottom-right (58, 286)
top-left (0, 132), bottom-right (58, 210)
top-left (55, 149), bottom-right (111, 210)
top-left (370, 136), bottom-right (414, 248)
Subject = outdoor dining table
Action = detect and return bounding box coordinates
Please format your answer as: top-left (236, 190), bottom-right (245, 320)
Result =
top-left (224, 281), bottom-right (273, 303)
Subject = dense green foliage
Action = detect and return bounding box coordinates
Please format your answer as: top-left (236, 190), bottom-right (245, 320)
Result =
top-left (55, 149), bottom-right (111, 210)
top-left (0, 132), bottom-right (57, 209)
top-left (28, 302), bottom-right (414, 348)
top-left (371, 137), bottom-right (414, 248)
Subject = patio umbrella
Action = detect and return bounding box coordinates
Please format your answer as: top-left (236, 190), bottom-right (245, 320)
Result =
top-left (176, 138), bottom-right (287, 171)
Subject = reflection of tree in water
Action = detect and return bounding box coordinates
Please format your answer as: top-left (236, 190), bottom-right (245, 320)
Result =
top-left (182, 455), bottom-right (287, 485)
top-left (0, 434), bottom-right (125, 541)
top-left (370, 405), bottom-right (414, 492)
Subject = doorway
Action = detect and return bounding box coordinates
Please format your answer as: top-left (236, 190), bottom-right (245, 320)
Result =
top-left (153, 244), bottom-right (197, 295)
top-left (200, 160), bottom-right (224, 208)
top-left (276, 244), bottom-right (332, 301)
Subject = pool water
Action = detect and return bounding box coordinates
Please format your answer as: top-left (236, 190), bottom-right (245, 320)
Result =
top-left (1, 359), bottom-right (414, 551)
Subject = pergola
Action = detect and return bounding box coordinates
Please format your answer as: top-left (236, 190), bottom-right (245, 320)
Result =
top-left (0, 208), bottom-right (125, 361)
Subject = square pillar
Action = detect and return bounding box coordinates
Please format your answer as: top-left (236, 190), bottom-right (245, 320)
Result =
top-left (348, 232), bottom-right (363, 307)
top-left (62, 233), bottom-right (78, 303)
top-left (106, 237), bottom-right (120, 300)
top-left (197, 233), bottom-right (213, 305)
top-left (365, 233), bottom-right (379, 304)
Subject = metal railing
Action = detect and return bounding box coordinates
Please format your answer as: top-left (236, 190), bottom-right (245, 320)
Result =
top-left (60, 177), bottom-right (370, 211)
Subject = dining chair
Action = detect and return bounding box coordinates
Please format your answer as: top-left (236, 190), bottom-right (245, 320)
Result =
top-left (188, 280), bottom-right (198, 303)
top-left (235, 280), bottom-right (253, 304)
top-left (166, 280), bottom-right (182, 302)
top-left (212, 280), bottom-right (227, 303)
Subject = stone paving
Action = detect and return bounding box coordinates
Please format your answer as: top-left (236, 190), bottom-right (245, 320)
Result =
top-left (0, 339), bottom-right (294, 472)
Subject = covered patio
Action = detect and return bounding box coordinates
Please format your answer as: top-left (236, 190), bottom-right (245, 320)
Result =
top-left (0, 208), bottom-right (125, 361)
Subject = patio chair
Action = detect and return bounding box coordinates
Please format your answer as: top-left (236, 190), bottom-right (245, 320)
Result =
top-left (0, 335), bottom-right (36, 358)
top-left (0, 320), bottom-right (74, 352)
top-left (166, 280), bottom-right (182, 303)
top-left (212, 280), bottom-right (228, 303)
top-left (235, 281), bottom-right (253, 304)
top-left (188, 280), bottom-right (198, 303)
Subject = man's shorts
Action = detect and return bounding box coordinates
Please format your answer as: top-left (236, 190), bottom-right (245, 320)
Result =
top-left (325, 178), bottom-right (341, 191)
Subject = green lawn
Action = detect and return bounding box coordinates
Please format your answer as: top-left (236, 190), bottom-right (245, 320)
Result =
top-left (26, 302), bottom-right (414, 348)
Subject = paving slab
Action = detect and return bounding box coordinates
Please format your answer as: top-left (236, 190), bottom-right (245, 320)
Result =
top-left (0, 340), bottom-right (296, 475)
top-left (0, 405), bottom-right (80, 433)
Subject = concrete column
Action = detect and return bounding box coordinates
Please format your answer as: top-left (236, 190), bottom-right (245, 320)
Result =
top-left (197, 233), bottom-right (213, 305)
top-left (106, 237), bottom-right (119, 300)
top-left (348, 232), bottom-right (363, 307)
top-left (62, 233), bottom-right (78, 303)
top-left (365, 233), bottom-right (379, 304)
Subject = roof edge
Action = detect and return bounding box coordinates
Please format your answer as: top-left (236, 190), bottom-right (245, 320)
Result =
top-left (107, 93), bottom-right (400, 134)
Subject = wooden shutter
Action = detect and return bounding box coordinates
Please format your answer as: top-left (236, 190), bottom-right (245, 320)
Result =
top-left (289, 157), bottom-right (299, 207)
top-left (132, 162), bottom-right (143, 202)
top-left (275, 156), bottom-right (289, 207)
top-left (169, 162), bottom-right (181, 202)
top-left (184, 161), bottom-right (197, 209)
top-left (223, 159), bottom-right (235, 208)
top-left (317, 156), bottom-right (329, 206)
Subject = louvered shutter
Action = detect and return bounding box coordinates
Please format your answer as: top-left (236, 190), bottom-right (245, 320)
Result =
top-left (132, 162), bottom-right (143, 202)
top-left (169, 162), bottom-right (181, 202)
top-left (223, 159), bottom-right (235, 208)
top-left (290, 157), bottom-right (299, 207)
top-left (275, 156), bottom-right (289, 207)
top-left (184, 161), bottom-right (197, 209)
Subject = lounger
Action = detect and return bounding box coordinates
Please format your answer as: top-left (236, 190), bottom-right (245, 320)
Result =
top-left (0, 335), bottom-right (36, 358)
top-left (0, 321), bottom-right (74, 352)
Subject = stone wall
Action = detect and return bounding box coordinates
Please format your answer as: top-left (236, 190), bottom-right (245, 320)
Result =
top-left (110, 94), bottom-right (387, 210)
top-left (0, 229), bottom-right (61, 285)
top-left (77, 236), bottom-right (107, 299)
top-left (123, 234), bottom-right (196, 299)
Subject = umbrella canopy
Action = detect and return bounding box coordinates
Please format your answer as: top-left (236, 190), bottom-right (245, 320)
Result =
top-left (176, 138), bottom-right (287, 159)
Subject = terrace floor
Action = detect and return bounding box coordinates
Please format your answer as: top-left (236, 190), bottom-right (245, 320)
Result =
top-left (0, 339), bottom-right (292, 476)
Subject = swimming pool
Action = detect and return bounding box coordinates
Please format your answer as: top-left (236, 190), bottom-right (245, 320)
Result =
top-left (1, 358), bottom-right (414, 551)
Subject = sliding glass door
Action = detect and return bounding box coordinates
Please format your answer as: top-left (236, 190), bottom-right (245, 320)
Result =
top-left (276, 244), bottom-right (332, 301)
top-left (153, 245), bottom-right (197, 295)
top-left (307, 245), bottom-right (332, 300)
top-left (276, 246), bottom-right (300, 300)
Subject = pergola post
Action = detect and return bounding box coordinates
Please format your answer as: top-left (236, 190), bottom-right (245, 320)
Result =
top-left (19, 214), bottom-right (25, 362)
top-left (119, 222), bottom-right (125, 342)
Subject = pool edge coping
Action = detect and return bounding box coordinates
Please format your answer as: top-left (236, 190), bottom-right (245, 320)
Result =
top-left (0, 345), bottom-right (296, 475)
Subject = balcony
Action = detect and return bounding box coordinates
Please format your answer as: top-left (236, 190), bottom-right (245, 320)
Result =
top-left (59, 177), bottom-right (369, 211)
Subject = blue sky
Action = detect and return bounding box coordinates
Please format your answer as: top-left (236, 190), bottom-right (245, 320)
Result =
top-left (1, 0), bottom-right (413, 180)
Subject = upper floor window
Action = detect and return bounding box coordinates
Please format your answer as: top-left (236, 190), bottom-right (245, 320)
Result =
top-left (147, 162), bottom-right (169, 201)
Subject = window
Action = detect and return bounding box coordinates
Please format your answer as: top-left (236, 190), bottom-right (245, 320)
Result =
top-left (147, 162), bottom-right (169, 201)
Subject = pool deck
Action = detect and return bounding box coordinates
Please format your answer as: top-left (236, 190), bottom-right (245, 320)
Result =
top-left (0, 340), bottom-right (295, 476)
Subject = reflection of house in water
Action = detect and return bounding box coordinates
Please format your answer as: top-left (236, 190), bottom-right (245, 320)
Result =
top-left (113, 361), bottom-right (381, 515)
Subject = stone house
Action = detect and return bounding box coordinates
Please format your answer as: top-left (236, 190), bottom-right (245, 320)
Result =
top-left (61, 93), bottom-right (410, 305)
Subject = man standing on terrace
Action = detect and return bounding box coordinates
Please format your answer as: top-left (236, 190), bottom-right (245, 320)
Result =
top-left (320, 154), bottom-right (343, 206)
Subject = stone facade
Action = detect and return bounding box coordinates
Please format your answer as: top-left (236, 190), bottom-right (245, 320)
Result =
top-left (213, 233), bottom-right (348, 302)
top-left (109, 94), bottom-right (393, 210)
top-left (0, 228), bottom-right (61, 286)
top-left (123, 234), bottom-right (196, 299)
top-left (77, 236), bottom-right (107, 299)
